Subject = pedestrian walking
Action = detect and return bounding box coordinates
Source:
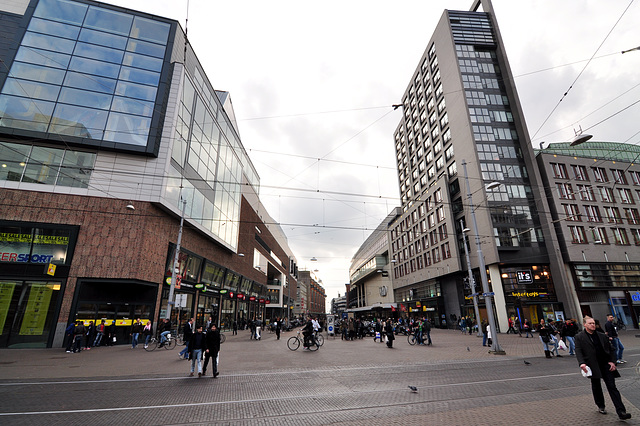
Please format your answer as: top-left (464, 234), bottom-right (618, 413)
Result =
top-left (73, 321), bottom-right (85, 353)
top-left (275, 318), bottom-right (281, 340)
top-left (523, 319), bottom-right (533, 338)
top-left (482, 320), bottom-right (489, 346)
top-left (189, 325), bottom-right (206, 377)
top-left (130, 318), bottom-right (142, 349)
top-left (514, 317), bottom-right (522, 337)
top-left (604, 314), bottom-right (626, 364)
top-left (143, 320), bottom-right (152, 349)
top-left (94, 319), bottom-right (106, 347)
top-left (561, 318), bottom-right (579, 356)
top-left (385, 319), bottom-right (395, 348)
top-left (575, 316), bottom-right (631, 420)
top-left (232, 320), bottom-right (238, 335)
top-left (537, 319), bottom-right (556, 359)
top-left (203, 323), bottom-right (221, 378)
top-left (65, 322), bottom-right (75, 353)
top-left (506, 317), bottom-right (515, 334)
top-left (84, 321), bottom-right (94, 350)
top-left (179, 318), bottom-right (194, 360)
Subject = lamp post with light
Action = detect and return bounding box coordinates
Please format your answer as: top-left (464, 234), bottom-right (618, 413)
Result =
top-left (461, 220), bottom-right (482, 337)
top-left (166, 197), bottom-right (187, 321)
top-left (462, 160), bottom-right (505, 354)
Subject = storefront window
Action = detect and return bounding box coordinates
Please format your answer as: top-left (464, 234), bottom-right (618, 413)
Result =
top-left (0, 223), bottom-right (75, 265)
top-left (0, 280), bottom-right (62, 348)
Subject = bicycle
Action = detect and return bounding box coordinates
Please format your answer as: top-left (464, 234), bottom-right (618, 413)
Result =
top-left (407, 333), bottom-right (418, 345)
top-left (314, 330), bottom-right (324, 346)
top-left (287, 331), bottom-right (319, 351)
top-left (144, 333), bottom-right (178, 351)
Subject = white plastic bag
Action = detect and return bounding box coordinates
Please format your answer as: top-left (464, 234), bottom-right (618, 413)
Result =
top-left (558, 339), bottom-right (567, 351)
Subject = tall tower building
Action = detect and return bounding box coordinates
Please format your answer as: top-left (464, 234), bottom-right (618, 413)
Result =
top-left (390, 0), bottom-right (573, 329)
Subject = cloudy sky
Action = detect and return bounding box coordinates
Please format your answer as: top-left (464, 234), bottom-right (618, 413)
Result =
top-left (105, 0), bottom-right (640, 308)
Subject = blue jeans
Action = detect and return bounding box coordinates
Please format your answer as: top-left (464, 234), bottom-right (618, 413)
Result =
top-left (565, 336), bottom-right (575, 355)
top-left (424, 330), bottom-right (432, 345)
top-left (93, 332), bottom-right (103, 347)
top-left (612, 337), bottom-right (624, 361)
top-left (131, 332), bottom-right (139, 348)
top-left (179, 342), bottom-right (190, 359)
top-left (190, 349), bottom-right (203, 374)
top-left (482, 333), bottom-right (488, 346)
top-left (524, 328), bottom-right (533, 337)
top-left (160, 330), bottom-right (170, 344)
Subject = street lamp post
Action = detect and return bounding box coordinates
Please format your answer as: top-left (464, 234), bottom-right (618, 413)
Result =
top-left (462, 160), bottom-right (505, 354)
top-left (166, 197), bottom-right (188, 320)
top-left (461, 219), bottom-right (482, 337)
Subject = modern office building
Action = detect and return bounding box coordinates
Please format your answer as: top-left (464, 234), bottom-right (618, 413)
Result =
top-left (536, 141), bottom-right (640, 327)
top-left (0, 0), bottom-right (297, 348)
top-left (347, 208), bottom-right (398, 318)
top-left (390, 0), bottom-right (573, 330)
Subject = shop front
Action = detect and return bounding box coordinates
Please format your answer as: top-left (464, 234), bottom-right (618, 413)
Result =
top-left (0, 221), bottom-right (77, 348)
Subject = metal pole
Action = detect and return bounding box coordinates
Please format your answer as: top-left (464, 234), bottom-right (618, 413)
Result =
top-left (462, 160), bottom-right (505, 354)
top-left (166, 198), bottom-right (187, 320)
top-left (461, 219), bottom-right (482, 337)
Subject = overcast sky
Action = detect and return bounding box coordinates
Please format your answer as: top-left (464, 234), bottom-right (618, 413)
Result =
top-left (105, 0), bottom-right (640, 308)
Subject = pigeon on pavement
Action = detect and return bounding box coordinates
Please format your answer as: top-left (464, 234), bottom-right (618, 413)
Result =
top-left (524, 360), bottom-right (531, 365)
top-left (408, 386), bottom-right (418, 393)
top-left (467, 347), bottom-right (470, 352)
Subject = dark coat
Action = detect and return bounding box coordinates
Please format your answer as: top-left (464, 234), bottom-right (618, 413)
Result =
top-left (384, 322), bottom-right (394, 341)
top-left (205, 329), bottom-right (221, 354)
top-left (575, 329), bottom-right (620, 380)
top-left (189, 331), bottom-right (206, 353)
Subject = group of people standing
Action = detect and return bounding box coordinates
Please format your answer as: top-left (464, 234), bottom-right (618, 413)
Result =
top-left (65, 319), bottom-right (117, 353)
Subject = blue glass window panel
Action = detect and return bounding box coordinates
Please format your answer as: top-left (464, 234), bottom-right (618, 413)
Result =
top-left (122, 52), bottom-right (163, 72)
top-left (58, 87), bottom-right (112, 110)
top-left (119, 66), bottom-right (160, 86)
top-left (33, 0), bottom-right (87, 26)
top-left (78, 28), bottom-right (127, 50)
top-left (64, 72), bottom-right (116, 94)
top-left (0, 95), bottom-right (54, 132)
top-left (27, 17), bottom-right (80, 40)
top-left (126, 39), bottom-right (166, 58)
top-left (104, 112), bottom-right (151, 146)
top-left (83, 6), bottom-right (133, 36)
top-left (9, 62), bottom-right (65, 85)
top-left (130, 16), bottom-right (170, 44)
top-left (22, 32), bottom-right (76, 54)
top-left (111, 97), bottom-right (154, 117)
top-left (14, 47), bottom-right (71, 69)
top-left (70, 57), bottom-right (120, 79)
top-left (49, 104), bottom-right (108, 139)
top-left (2, 78), bottom-right (61, 102)
top-left (73, 42), bottom-right (124, 64)
top-left (115, 81), bottom-right (157, 102)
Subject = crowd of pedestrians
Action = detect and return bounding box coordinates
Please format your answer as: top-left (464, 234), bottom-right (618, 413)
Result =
top-left (65, 319), bottom-right (118, 353)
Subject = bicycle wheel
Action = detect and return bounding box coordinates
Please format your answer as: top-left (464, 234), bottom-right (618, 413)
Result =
top-left (220, 333), bottom-right (226, 344)
top-left (287, 336), bottom-right (300, 351)
top-left (407, 333), bottom-right (417, 345)
top-left (308, 340), bottom-right (319, 351)
top-left (165, 338), bottom-right (177, 350)
top-left (316, 334), bottom-right (324, 346)
top-left (144, 339), bottom-right (157, 351)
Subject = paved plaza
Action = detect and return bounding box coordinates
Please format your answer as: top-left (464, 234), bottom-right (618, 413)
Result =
top-left (1, 327), bottom-right (640, 425)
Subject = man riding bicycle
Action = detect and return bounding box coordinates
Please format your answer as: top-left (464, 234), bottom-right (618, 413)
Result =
top-left (302, 318), bottom-right (316, 350)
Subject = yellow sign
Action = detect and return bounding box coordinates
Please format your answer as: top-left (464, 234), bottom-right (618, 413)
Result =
top-left (0, 283), bottom-right (16, 335)
top-left (422, 305), bottom-right (427, 311)
top-left (19, 284), bottom-right (53, 335)
top-left (47, 264), bottom-right (56, 276)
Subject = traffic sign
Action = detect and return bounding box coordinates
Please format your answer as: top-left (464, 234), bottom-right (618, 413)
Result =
top-left (482, 292), bottom-right (495, 297)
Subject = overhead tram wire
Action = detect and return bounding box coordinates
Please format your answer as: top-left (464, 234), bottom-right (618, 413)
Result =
top-left (530, 0), bottom-right (635, 142)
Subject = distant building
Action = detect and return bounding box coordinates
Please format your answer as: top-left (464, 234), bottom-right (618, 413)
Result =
top-left (347, 208), bottom-right (398, 318)
top-left (295, 270), bottom-right (326, 317)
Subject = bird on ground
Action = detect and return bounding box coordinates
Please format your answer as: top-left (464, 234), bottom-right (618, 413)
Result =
top-left (524, 360), bottom-right (531, 365)
top-left (467, 347), bottom-right (470, 352)
top-left (408, 386), bottom-right (418, 393)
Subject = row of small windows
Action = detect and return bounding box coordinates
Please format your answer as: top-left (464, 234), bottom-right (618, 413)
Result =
top-left (556, 183), bottom-right (639, 204)
top-left (568, 226), bottom-right (640, 245)
top-left (394, 242), bottom-right (453, 279)
top-left (551, 163), bottom-right (640, 186)
top-left (466, 90), bottom-right (508, 106)
top-left (562, 204), bottom-right (640, 225)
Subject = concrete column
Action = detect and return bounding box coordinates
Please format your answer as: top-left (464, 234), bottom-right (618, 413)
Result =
top-left (488, 264), bottom-right (508, 332)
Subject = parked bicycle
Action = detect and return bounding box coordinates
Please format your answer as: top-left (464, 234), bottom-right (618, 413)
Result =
top-left (144, 332), bottom-right (178, 351)
top-left (407, 333), bottom-right (418, 345)
top-left (287, 331), bottom-right (319, 351)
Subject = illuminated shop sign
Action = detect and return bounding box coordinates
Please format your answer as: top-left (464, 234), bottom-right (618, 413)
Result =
top-left (516, 270), bottom-right (533, 284)
top-left (0, 253), bottom-right (55, 263)
top-left (511, 292), bottom-right (548, 298)
top-left (631, 292), bottom-right (640, 302)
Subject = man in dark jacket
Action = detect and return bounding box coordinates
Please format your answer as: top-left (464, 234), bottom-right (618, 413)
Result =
top-left (575, 316), bottom-right (631, 420)
top-left (188, 325), bottom-right (206, 377)
top-left (179, 318), bottom-right (193, 360)
top-left (203, 323), bottom-right (221, 377)
top-left (73, 321), bottom-right (85, 353)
